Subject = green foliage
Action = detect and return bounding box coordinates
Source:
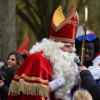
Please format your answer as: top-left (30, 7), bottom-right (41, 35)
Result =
top-left (16, 0), bottom-right (90, 42)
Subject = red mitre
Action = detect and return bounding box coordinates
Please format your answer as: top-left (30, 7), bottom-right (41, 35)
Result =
top-left (50, 6), bottom-right (79, 44)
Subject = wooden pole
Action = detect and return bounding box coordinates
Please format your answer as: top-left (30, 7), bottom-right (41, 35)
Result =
top-left (79, 7), bottom-right (88, 88)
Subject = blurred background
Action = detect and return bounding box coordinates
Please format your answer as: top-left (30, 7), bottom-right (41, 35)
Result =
top-left (0, 0), bottom-right (100, 60)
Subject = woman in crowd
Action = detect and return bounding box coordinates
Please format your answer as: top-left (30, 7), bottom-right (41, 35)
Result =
top-left (0, 52), bottom-right (24, 100)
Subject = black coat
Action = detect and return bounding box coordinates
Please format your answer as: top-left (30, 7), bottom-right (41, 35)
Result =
top-left (0, 66), bottom-right (15, 100)
top-left (80, 70), bottom-right (100, 100)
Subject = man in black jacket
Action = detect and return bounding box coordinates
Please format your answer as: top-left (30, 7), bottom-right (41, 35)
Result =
top-left (78, 66), bottom-right (100, 100)
top-left (75, 33), bottom-right (100, 100)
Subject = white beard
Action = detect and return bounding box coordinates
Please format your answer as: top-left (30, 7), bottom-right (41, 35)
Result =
top-left (51, 52), bottom-right (78, 100)
top-left (30, 38), bottom-right (78, 100)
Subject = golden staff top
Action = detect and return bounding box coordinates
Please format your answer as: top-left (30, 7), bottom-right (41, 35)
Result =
top-left (81, 7), bottom-right (88, 64)
top-left (79, 7), bottom-right (88, 89)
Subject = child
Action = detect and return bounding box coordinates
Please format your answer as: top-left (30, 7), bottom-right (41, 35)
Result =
top-left (73, 90), bottom-right (93, 100)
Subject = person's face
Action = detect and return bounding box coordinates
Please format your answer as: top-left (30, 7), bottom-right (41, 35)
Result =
top-left (61, 44), bottom-right (74, 53)
top-left (7, 54), bottom-right (17, 68)
top-left (77, 42), bottom-right (94, 62)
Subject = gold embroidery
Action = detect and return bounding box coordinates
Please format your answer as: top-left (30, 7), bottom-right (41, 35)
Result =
top-left (14, 75), bottom-right (21, 80)
top-left (41, 96), bottom-right (45, 100)
top-left (9, 79), bottom-right (49, 97)
top-left (22, 74), bottom-right (48, 83)
top-left (72, 14), bottom-right (78, 39)
top-left (14, 74), bottom-right (48, 83)
top-left (52, 8), bottom-right (79, 32)
top-left (50, 36), bottom-right (75, 43)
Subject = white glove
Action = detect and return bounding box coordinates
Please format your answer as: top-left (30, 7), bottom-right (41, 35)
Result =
top-left (49, 77), bottom-right (66, 92)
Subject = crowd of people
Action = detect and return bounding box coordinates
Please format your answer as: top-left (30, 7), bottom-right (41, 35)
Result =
top-left (0, 5), bottom-right (100, 100)
top-left (0, 37), bottom-right (29, 100)
top-left (0, 52), bottom-right (24, 100)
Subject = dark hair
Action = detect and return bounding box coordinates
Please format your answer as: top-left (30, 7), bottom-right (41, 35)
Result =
top-left (6, 52), bottom-right (24, 66)
top-left (19, 52), bottom-right (28, 59)
top-left (0, 52), bottom-right (24, 79)
top-left (75, 37), bottom-right (100, 57)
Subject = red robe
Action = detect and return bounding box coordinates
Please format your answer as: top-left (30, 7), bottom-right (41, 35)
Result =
top-left (7, 51), bottom-right (56, 100)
